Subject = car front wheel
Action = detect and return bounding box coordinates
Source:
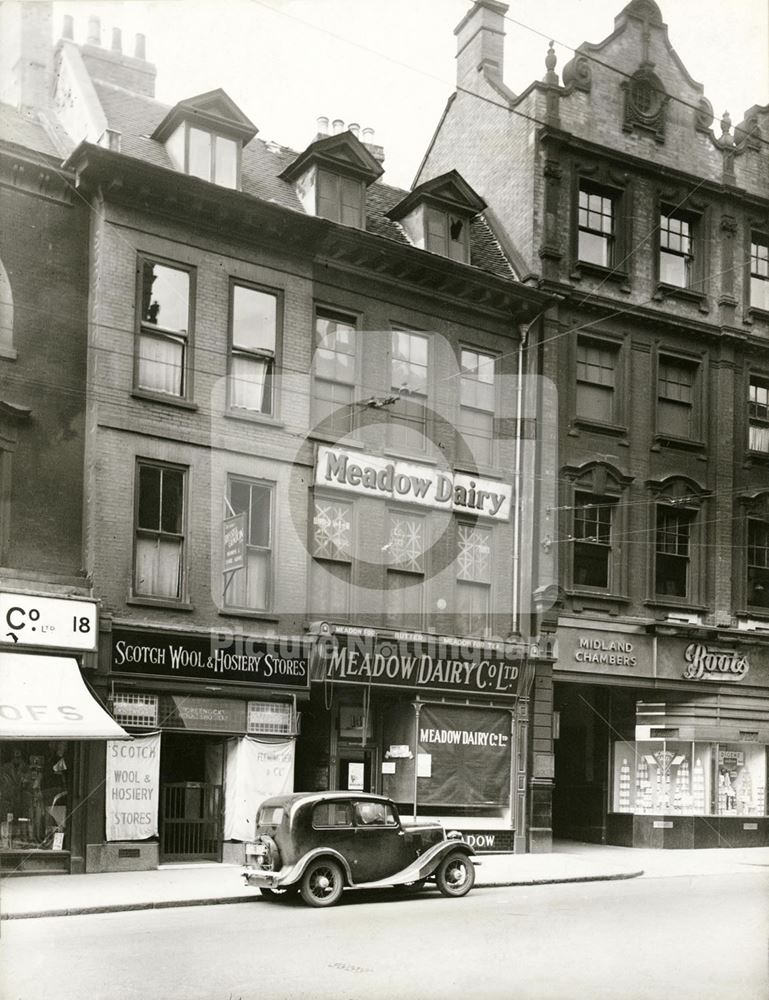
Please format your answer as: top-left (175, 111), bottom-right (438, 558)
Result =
top-left (300, 859), bottom-right (345, 907)
top-left (435, 852), bottom-right (475, 898)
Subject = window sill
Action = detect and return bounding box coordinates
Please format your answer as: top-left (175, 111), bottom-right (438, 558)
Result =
top-left (218, 609), bottom-right (280, 623)
top-left (651, 434), bottom-right (706, 454)
top-left (571, 260), bottom-right (630, 288)
top-left (736, 608), bottom-right (769, 621)
top-left (565, 588), bottom-right (630, 603)
top-left (0, 346), bottom-right (17, 361)
top-left (131, 389), bottom-right (198, 411)
top-left (127, 596), bottom-right (194, 611)
top-left (453, 462), bottom-right (506, 480)
top-left (224, 409), bottom-right (284, 428)
top-left (654, 283), bottom-right (708, 309)
top-left (383, 448), bottom-right (437, 465)
top-left (746, 306), bottom-right (769, 324)
top-left (308, 430), bottom-right (366, 449)
top-left (570, 416), bottom-right (628, 439)
top-left (644, 598), bottom-right (708, 613)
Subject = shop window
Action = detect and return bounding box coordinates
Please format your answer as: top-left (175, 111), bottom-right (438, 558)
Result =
top-left (750, 235), bottom-right (769, 312)
top-left (165, 122), bottom-right (239, 189)
top-left (312, 308), bottom-right (356, 436)
top-left (310, 497), bottom-right (352, 616)
top-left (317, 169), bottom-right (365, 229)
top-left (611, 739), bottom-right (766, 818)
top-left (747, 519), bottom-right (769, 609)
top-left (576, 338), bottom-right (618, 424)
top-left (578, 184), bottom-right (615, 267)
top-left (388, 329), bottom-right (428, 452)
top-left (654, 505), bottom-right (693, 599)
top-left (748, 376), bottom-right (769, 453)
top-left (425, 206), bottom-right (470, 263)
top-left (659, 210), bottom-right (694, 288)
top-left (228, 283), bottom-right (279, 415)
top-left (456, 523), bottom-right (491, 636)
top-left (573, 492), bottom-right (613, 589)
top-left (458, 348), bottom-right (495, 467)
top-left (0, 742), bottom-right (71, 852)
top-left (136, 259), bottom-right (192, 399)
top-left (657, 356), bottom-right (698, 440)
top-left (225, 477), bottom-right (273, 612)
top-left (134, 461), bottom-right (186, 600)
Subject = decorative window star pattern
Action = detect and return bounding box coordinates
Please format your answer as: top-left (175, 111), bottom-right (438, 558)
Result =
top-left (313, 500), bottom-right (352, 560)
top-left (457, 525), bottom-right (491, 583)
top-left (388, 515), bottom-right (424, 573)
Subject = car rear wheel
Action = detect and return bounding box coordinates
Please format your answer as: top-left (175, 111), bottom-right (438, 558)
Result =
top-left (300, 859), bottom-right (345, 908)
top-left (435, 852), bottom-right (475, 898)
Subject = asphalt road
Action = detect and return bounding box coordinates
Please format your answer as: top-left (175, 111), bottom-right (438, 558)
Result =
top-left (1, 870), bottom-right (768, 1000)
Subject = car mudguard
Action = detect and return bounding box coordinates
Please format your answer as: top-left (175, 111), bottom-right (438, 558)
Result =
top-left (272, 846), bottom-right (354, 889)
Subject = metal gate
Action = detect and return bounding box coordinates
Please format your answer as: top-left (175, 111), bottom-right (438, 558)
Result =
top-left (160, 782), bottom-right (223, 862)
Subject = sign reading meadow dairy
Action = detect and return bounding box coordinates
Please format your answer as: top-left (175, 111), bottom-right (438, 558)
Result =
top-left (315, 445), bottom-right (512, 521)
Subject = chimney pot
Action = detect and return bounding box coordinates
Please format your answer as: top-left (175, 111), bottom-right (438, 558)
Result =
top-left (134, 33), bottom-right (147, 60)
top-left (87, 16), bottom-right (101, 46)
top-left (316, 116), bottom-right (329, 135)
top-left (348, 122), bottom-right (360, 137)
top-left (111, 27), bottom-right (123, 53)
top-left (332, 118), bottom-right (344, 134)
top-left (62, 15), bottom-right (74, 40)
top-left (362, 127), bottom-right (375, 142)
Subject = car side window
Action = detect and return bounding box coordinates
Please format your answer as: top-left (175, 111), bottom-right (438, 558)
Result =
top-left (313, 801), bottom-right (353, 828)
top-left (354, 801), bottom-right (397, 826)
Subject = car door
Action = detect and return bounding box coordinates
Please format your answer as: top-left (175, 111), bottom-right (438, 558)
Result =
top-left (349, 800), bottom-right (411, 883)
top-left (309, 799), bottom-right (356, 871)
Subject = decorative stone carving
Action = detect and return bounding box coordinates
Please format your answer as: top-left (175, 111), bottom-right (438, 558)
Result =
top-left (562, 54), bottom-right (592, 93)
top-left (720, 214), bottom-right (738, 235)
top-left (694, 96), bottom-right (714, 133)
top-left (622, 66), bottom-right (669, 142)
top-left (625, 0), bottom-right (664, 24)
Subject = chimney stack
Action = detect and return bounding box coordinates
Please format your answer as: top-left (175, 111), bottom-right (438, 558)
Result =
top-left (0, 1), bottom-right (54, 110)
top-left (454, 0), bottom-right (508, 90)
top-left (348, 122), bottom-right (360, 138)
top-left (316, 115), bottom-right (329, 137)
top-left (332, 118), bottom-right (345, 134)
top-left (111, 27), bottom-right (122, 54)
top-left (134, 33), bottom-right (146, 60)
top-left (62, 14), bottom-right (74, 40)
top-left (86, 15), bottom-right (101, 46)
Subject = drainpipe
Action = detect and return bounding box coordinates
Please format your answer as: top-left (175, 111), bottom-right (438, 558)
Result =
top-left (511, 319), bottom-right (530, 636)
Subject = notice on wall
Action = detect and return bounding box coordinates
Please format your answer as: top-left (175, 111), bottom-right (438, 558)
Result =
top-left (224, 737), bottom-right (294, 842)
top-left (105, 733), bottom-right (160, 841)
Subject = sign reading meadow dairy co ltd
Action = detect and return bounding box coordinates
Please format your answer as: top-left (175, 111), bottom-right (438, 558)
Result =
top-left (315, 445), bottom-right (512, 521)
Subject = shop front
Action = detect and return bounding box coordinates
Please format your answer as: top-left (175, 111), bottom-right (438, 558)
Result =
top-left (87, 626), bottom-right (310, 872)
top-left (298, 625), bottom-right (537, 853)
top-left (553, 622), bottom-right (769, 849)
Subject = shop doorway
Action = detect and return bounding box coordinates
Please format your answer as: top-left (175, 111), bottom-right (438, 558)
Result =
top-left (159, 733), bottom-right (223, 863)
top-left (337, 747), bottom-right (374, 792)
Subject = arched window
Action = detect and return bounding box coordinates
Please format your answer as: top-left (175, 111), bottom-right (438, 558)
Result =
top-left (0, 258), bottom-right (14, 358)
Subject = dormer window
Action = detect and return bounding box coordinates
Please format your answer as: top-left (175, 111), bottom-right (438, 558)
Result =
top-left (387, 170), bottom-right (486, 266)
top-left (426, 208), bottom-right (469, 263)
top-left (151, 89), bottom-right (258, 193)
top-left (280, 130), bottom-right (383, 231)
top-left (166, 123), bottom-right (239, 189)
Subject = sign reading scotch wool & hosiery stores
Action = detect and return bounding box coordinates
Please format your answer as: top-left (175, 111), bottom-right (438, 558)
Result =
top-left (111, 629), bottom-right (310, 689)
top-left (315, 445), bottom-right (512, 521)
top-left (314, 634), bottom-right (522, 696)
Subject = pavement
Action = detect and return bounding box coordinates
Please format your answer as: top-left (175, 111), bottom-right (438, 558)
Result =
top-left (1, 841), bottom-right (767, 920)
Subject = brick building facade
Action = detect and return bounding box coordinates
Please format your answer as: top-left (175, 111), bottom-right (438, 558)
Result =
top-left (419, 0), bottom-right (769, 848)
top-left (0, 1), bottom-right (555, 872)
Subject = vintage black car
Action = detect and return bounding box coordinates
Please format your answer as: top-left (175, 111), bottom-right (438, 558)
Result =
top-left (243, 791), bottom-right (476, 907)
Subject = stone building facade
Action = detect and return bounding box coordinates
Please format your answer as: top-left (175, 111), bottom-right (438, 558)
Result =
top-left (419, 0), bottom-right (769, 848)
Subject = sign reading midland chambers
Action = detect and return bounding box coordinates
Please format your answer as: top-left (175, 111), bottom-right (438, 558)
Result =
top-left (315, 445), bottom-right (512, 521)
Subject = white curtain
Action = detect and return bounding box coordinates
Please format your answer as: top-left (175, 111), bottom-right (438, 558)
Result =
top-left (224, 736), bottom-right (294, 842)
top-left (226, 550), bottom-right (269, 610)
top-left (230, 356), bottom-right (269, 411)
top-left (138, 333), bottom-right (183, 395)
top-left (135, 537), bottom-right (181, 598)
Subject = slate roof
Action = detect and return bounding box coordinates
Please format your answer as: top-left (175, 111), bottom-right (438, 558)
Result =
top-left (2, 74), bottom-right (519, 281)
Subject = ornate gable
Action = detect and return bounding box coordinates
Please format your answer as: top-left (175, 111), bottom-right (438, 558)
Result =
top-left (151, 89), bottom-right (258, 143)
top-left (387, 170), bottom-right (486, 222)
top-left (279, 131), bottom-right (384, 185)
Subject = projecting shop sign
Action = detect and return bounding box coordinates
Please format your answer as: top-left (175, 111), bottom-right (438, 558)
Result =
top-left (1, 593), bottom-right (97, 651)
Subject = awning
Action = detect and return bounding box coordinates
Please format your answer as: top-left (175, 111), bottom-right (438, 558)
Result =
top-left (0, 653), bottom-right (130, 739)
